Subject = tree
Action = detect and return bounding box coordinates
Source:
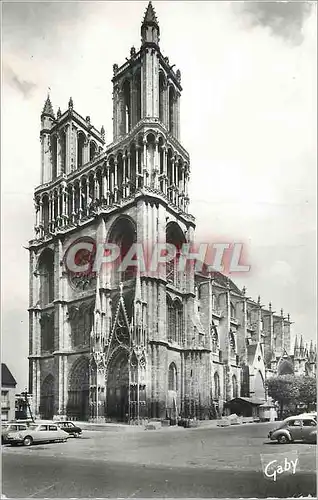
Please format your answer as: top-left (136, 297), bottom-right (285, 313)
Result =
top-left (266, 375), bottom-right (300, 419)
top-left (297, 376), bottom-right (317, 411)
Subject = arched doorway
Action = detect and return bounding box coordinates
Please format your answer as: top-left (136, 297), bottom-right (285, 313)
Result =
top-left (40, 374), bottom-right (54, 419)
top-left (106, 349), bottom-right (129, 422)
top-left (67, 357), bottom-right (90, 421)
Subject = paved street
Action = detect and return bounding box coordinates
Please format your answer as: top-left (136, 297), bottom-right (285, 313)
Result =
top-left (2, 423), bottom-right (316, 498)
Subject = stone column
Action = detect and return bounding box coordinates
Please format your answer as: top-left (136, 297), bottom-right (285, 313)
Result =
top-left (114, 160), bottom-right (118, 202)
top-left (86, 179), bottom-right (90, 215)
top-left (34, 199), bottom-right (40, 236)
top-left (122, 154), bottom-right (127, 198)
top-left (143, 138), bottom-right (148, 187)
top-left (127, 152), bottom-right (131, 196)
top-left (102, 168), bottom-right (107, 200)
top-left (106, 163), bottom-right (111, 203)
top-left (136, 145), bottom-right (141, 189)
top-left (39, 199), bottom-right (43, 237)
top-left (79, 181), bottom-right (83, 220)
top-left (71, 185), bottom-right (75, 223)
top-left (94, 172), bottom-right (98, 201)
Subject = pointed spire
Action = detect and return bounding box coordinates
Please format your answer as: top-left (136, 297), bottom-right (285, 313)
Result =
top-left (141, 1), bottom-right (160, 45)
top-left (299, 335), bottom-right (304, 356)
top-left (134, 272), bottom-right (143, 328)
top-left (42, 94), bottom-right (55, 118)
top-left (101, 125), bottom-right (105, 140)
top-left (309, 339), bottom-right (314, 353)
top-left (68, 97), bottom-right (73, 110)
top-left (294, 335), bottom-right (298, 354)
top-left (94, 272), bottom-right (101, 314)
top-left (134, 271), bottom-right (142, 303)
top-left (57, 107), bottom-right (61, 119)
top-left (142, 1), bottom-right (159, 26)
top-left (257, 295), bottom-right (261, 305)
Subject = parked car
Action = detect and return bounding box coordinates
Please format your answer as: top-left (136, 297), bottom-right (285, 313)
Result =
top-left (6, 422), bottom-right (69, 446)
top-left (268, 415), bottom-right (317, 444)
top-left (2, 423), bottom-right (28, 444)
top-left (57, 421), bottom-right (82, 437)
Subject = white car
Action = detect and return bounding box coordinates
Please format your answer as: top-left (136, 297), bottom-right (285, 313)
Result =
top-left (6, 422), bottom-right (69, 446)
top-left (297, 412), bottom-right (317, 420)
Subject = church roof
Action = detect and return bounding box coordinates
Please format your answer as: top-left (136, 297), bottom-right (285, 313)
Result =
top-left (195, 266), bottom-right (242, 295)
top-left (1, 363), bottom-right (17, 388)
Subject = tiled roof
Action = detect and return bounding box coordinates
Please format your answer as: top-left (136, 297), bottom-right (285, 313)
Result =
top-left (1, 363), bottom-right (17, 387)
top-left (195, 265), bottom-right (243, 295)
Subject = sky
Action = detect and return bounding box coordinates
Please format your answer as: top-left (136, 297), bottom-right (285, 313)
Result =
top-left (1, 1), bottom-right (317, 390)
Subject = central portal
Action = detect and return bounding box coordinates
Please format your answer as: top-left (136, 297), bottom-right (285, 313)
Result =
top-left (107, 350), bottom-right (129, 422)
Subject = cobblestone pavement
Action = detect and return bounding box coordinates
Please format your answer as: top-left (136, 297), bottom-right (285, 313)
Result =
top-left (2, 422), bottom-right (316, 498)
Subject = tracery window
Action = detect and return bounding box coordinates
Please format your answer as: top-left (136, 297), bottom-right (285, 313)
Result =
top-left (232, 375), bottom-right (238, 398)
top-left (69, 303), bottom-right (94, 347)
top-left (214, 372), bottom-right (220, 399)
top-left (166, 223), bottom-right (185, 288)
top-left (38, 249), bottom-right (54, 306)
top-left (40, 313), bottom-right (54, 352)
top-left (168, 363), bottom-right (177, 391)
top-left (211, 325), bottom-right (219, 353)
top-left (229, 331), bottom-right (236, 356)
top-left (230, 302), bottom-right (236, 319)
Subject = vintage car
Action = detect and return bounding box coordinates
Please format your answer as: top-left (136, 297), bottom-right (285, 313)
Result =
top-left (2, 423), bottom-right (28, 444)
top-left (268, 415), bottom-right (317, 444)
top-left (6, 422), bottom-right (69, 446)
top-left (57, 421), bottom-right (82, 437)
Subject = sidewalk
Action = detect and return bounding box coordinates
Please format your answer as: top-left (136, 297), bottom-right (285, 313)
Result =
top-left (76, 419), bottom-right (221, 432)
top-left (76, 418), bottom-right (269, 432)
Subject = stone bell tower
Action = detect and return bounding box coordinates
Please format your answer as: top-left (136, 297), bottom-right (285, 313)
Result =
top-left (103, 0), bottom-right (200, 421)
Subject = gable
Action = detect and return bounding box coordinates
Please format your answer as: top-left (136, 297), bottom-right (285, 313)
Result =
top-left (1, 364), bottom-right (17, 387)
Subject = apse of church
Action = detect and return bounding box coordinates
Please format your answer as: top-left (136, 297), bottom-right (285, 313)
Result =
top-left (28, 1), bottom-right (316, 423)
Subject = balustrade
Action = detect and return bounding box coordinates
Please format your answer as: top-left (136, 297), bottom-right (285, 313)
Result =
top-left (35, 139), bottom-right (190, 238)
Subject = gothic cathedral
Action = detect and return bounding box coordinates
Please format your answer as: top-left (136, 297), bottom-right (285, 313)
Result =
top-left (28, 2), bottom-right (316, 422)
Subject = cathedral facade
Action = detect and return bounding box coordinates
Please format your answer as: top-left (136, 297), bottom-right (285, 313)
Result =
top-left (28, 2), bottom-right (316, 422)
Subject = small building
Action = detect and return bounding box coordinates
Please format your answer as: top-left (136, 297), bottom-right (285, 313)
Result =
top-left (224, 397), bottom-right (265, 420)
top-left (1, 364), bottom-right (17, 421)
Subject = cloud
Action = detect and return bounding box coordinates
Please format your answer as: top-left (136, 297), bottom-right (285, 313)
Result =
top-left (233, 1), bottom-right (314, 45)
top-left (3, 64), bottom-right (36, 98)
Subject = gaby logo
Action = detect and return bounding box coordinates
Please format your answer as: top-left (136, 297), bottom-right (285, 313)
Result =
top-left (261, 451), bottom-right (299, 482)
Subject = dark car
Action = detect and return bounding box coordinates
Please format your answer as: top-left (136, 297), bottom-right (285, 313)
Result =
top-left (57, 421), bottom-right (82, 437)
top-left (268, 416), bottom-right (317, 444)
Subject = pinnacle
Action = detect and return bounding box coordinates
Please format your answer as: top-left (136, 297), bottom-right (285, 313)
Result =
top-left (42, 94), bottom-right (54, 117)
top-left (142, 1), bottom-right (159, 26)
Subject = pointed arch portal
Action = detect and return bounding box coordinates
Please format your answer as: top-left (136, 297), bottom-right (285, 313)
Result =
top-left (67, 357), bottom-right (90, 421)
top-left (107, 349), bottom-right (130, 422)
top-left (40, 374), bottom-right (54, 419)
